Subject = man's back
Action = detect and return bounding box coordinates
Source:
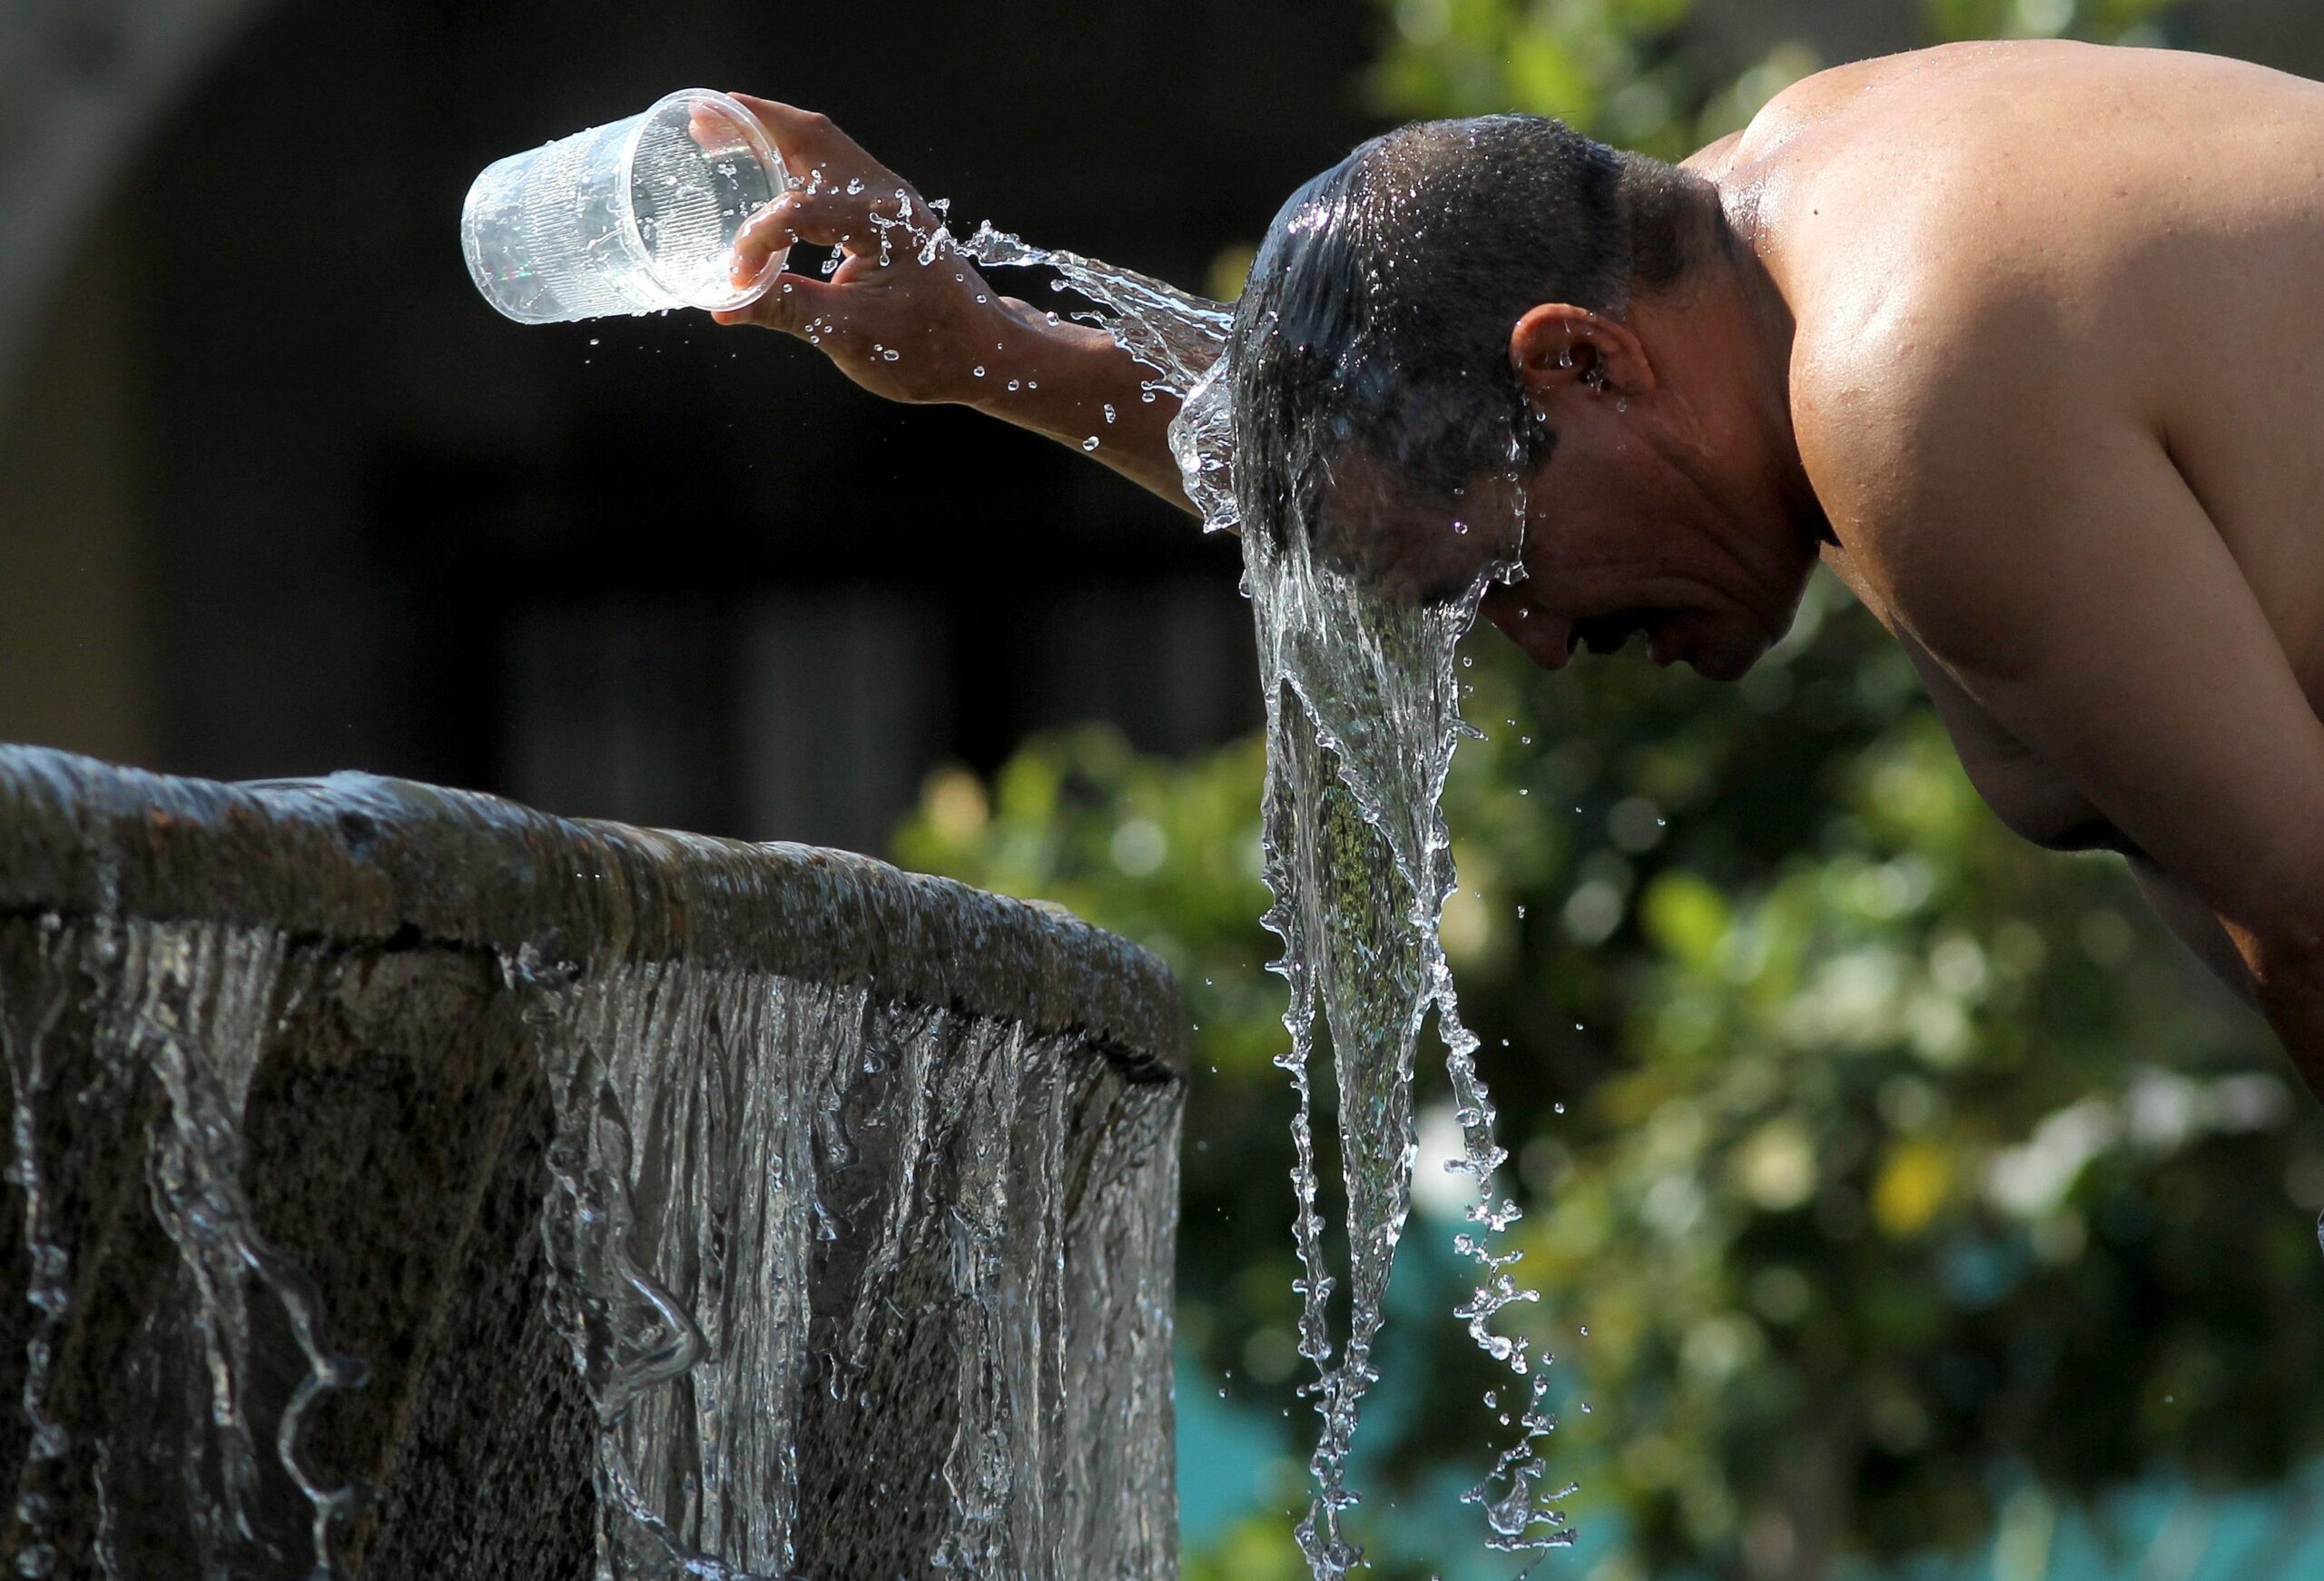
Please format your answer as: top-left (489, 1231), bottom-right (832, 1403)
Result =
top-left (1682, 43), bottom-right (2324, 1060)
top-left (1718, 42), bottom-right (2324, 708)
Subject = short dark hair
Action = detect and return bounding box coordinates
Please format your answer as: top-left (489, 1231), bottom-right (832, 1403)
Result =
top-left (1227, 114), bottom-right (1711, 558)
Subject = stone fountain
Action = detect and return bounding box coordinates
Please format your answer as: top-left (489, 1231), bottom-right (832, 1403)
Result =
top-left (0, 745), bottom-right (1182, 1579)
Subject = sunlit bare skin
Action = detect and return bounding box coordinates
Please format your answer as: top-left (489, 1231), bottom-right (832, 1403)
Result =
top-left (1719, 42), bottom-right (2324, 1090)
top-left (714, 47), bottom-right (2324, 1093)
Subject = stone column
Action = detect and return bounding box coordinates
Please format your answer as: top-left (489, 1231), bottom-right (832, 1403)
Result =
top-left (0, 745), bottom-right (1181, 1579)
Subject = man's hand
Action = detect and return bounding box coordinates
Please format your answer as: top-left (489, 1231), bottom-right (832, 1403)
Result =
top-left (710, 95), bottom-right (1008, 407)
top-left (707, 95), bottom-right (1196, 509)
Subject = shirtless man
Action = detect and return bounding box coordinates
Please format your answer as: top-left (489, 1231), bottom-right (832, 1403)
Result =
top-left (713, 41), bottom-right (2324, 1098)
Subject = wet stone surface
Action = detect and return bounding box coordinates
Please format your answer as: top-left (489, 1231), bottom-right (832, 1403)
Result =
top-left (0, 745), bottom-right (1182, 1579)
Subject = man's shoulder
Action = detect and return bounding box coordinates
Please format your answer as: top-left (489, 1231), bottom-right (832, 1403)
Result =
top-left (1789, 262), bottom-right (2139, 675)
top-left (1788, 264), bottom-right (2032, 520)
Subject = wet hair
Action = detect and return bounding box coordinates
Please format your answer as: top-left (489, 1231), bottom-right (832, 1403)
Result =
top-left (1228, 114), bottom-right (1715, 559)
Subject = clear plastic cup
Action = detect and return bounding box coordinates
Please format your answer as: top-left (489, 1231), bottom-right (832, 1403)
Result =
top-left (462, 88), bottom-right (789, 323)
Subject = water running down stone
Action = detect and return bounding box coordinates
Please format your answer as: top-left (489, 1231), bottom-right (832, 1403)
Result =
top-left (0, 747), bottom-right (1180, 1578)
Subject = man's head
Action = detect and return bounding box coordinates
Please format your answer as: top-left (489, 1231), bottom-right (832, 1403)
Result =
top-left (1228, 114), bottom-right (1821, 681)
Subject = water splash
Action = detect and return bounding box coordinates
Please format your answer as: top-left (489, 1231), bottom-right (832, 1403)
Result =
top-left (967, 230), bottom-right (1574, 1567)
top-left (960, 222), bottom-right (1233, 412)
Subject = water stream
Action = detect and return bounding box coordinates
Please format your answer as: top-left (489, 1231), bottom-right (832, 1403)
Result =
top-left (964, 229), bottom-right (1577, 1569)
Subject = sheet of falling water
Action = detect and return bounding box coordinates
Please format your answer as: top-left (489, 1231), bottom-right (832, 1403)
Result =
top-left (966, 223), bottom-right (1577, 1573)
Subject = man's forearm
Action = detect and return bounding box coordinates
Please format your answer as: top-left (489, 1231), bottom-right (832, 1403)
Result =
top-left (965, 300), bottom-right (1194, 511)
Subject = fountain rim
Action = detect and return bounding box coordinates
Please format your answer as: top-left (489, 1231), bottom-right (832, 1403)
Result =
top-left (0, 744), bottom-right (1183, 1082)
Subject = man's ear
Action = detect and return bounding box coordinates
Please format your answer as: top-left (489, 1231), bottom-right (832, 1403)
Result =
top-left (1511, 302), bottom-right (1656, 406)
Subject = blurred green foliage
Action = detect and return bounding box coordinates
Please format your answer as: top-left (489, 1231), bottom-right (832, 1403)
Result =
top-left (899, 2), bottom-right (2324, 1577)
top-left (1369, 0), bottom-right (2179, 163)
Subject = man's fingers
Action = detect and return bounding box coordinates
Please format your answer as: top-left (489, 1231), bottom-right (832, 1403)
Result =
top-left (732, 193), bottom-right (846, 272)
top-left (712, 272), bottom-right (842, 337)
top-left (761, 186), bottom-right (878, 251)
top-left (731, 202), bottom-right (794, 282)
top-left (733, 181), bottom-right (930, 281)
top-left (726, 94), bottom-right (871, 181)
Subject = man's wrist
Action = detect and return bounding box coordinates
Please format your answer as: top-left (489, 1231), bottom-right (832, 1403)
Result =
top-left (960, 302), bottom-right (1108, 418)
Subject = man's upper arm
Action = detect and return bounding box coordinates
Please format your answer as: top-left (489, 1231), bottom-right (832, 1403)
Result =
top-left (1824, 371), bottom-right (2324, 962)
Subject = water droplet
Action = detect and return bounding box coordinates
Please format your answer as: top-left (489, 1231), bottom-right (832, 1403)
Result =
top-left (972, 365), bottom-right (987, 378)
top-left (1082, 436), bottom-right (1100, 451)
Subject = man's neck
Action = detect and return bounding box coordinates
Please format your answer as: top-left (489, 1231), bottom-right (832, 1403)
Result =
top-left (1693, 143), bottom-right (1833, 546)
top-left (1635, 233), bottom-right (1826, 549)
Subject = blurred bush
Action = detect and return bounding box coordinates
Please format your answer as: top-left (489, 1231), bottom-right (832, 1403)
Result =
top-left (898, 1), bottom-right (2324, 1576)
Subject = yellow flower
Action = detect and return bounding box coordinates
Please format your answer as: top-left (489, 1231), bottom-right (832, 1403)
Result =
top-left (1873, 1138), bottom-right (1954, 1238)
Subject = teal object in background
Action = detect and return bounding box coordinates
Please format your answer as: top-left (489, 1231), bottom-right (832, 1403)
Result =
top-left (1177, 1351), bottom-right (1288, 1548)
top-left (1177, 1237), bottom-right (2324, 1577)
